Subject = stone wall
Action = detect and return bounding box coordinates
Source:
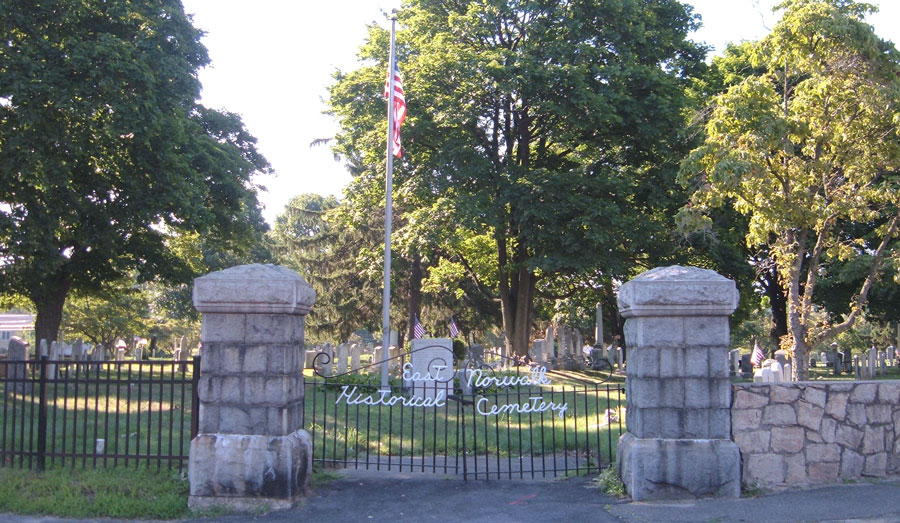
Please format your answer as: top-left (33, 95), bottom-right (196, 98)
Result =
top-left (732, 381), bottom-right (900, 490)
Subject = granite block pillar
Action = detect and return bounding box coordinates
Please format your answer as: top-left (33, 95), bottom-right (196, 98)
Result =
top-left (616, 265), bottom-right (741, 500)
top-left (188, 264), bottom-right (316, 511)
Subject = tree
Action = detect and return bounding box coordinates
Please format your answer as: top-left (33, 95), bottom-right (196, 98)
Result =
top-left (678, 0), bottom-right (900, 380)
top-left (62, 279), bottom-right (149, 350)
top-left (329, 0), bottom-right (706, 355)
top-left (0, 0), bottom-right (270, 342)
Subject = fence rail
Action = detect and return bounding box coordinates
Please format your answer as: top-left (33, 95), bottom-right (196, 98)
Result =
top-left (305, 352), bottom-right (626, 480)
top-left (1, 357), bottom-right (199, 470)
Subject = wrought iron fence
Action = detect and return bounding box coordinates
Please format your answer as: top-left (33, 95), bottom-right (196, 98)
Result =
top-left (305, 347), bottom-right (625, 480)
top-left (1, 356), bottom-right (199, 470)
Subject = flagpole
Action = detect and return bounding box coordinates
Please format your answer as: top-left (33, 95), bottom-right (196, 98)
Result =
top-left (380, 10), bottom-right (398, 390)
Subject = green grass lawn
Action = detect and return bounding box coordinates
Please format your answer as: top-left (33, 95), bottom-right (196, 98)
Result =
top-left (0, 466), bottom-right (190, 519)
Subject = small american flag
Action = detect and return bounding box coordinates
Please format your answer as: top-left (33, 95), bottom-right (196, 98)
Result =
top-left (383, 60), bottom-right (406, 157)
top-left (750, 340), bottom-right (765, 367)
top-left (449, 317), bottom-right (459, 338)
top-left (413, 316), bottom-right (426, 339)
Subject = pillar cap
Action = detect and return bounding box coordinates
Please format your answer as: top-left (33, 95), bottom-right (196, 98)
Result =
top-left (193, 264), bottom-right (316, 315)
top-left (617, 265), bottom-right (738, 318)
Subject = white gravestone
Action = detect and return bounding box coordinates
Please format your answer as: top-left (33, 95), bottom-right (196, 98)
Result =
top-left (320, 345), bottom-right (334, 377)
top-left (408, 338), bottom-right (453, 402)
top-left (373, 346), bottom-right (383, 371)
top-left (72, 339), bottom-right (84, 360)
top-left (48, 341), bottom-right (62, 379)
top-left (336, 344), bottom-right (348, 374)
top-left (350, 344), bottom-right (361, 371)
top-left (545, 326), bottom-right (555, 359)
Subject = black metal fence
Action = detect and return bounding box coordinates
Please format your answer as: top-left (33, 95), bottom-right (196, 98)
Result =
top-left (1, 356), bottom-right (199, 470)
top-left (305, 348), bottom-right (625, 480)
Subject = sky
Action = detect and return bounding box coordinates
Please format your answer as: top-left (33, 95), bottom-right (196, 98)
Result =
top-left (180, 0), bottom-right (900, 225)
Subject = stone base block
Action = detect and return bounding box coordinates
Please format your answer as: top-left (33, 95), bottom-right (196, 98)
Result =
top-left (188, 429), bottom-right (312, 510)
top-left (617, 432), bottom-right (740, 500)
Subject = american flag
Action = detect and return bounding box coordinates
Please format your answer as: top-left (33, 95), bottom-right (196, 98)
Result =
top-left (383, 60), bottom-right (406, 157)
top-left (449, 317), bottom-right (459, 338)
top-left (413, 316), bottom-right (426, 339)
top-left (750, 340), bottom-right (765, 367)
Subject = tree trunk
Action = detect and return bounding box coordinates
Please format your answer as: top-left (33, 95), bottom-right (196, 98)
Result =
top-left (406, 254), bottom-right (423, 343)
top-left (31, 277), bottom-right (71, 346)
top-left (764, 268), bottom-right (789, 351)
top-left (786, 230), bottom-right (810, 381)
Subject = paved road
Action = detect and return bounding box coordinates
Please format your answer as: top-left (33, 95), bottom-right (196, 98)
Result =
top-left (206, 469), bottom-right (900, 523)
top-left (5, 470), bottom-right (900, 522)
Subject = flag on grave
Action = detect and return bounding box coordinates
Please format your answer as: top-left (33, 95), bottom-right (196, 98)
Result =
top-left (449, 317), bottom-right (459, 338)
top-left (414, 316), bottom-right (426, 339)
top-left (750, 339), bottom-right (765, 367)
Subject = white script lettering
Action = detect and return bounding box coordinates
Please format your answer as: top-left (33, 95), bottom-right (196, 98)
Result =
top-left (475, 396), bottom-right (569, 419)
top-left (335, 385), bottom-right (447, 408)
top-left (402, 362), bottom-right (447, 382)
top-left (466, 366), bottom-right (552, 389)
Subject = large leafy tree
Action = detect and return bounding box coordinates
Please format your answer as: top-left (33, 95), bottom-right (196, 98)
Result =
top-left (679, 0), bottom-right (900, 380)
top-left (329, 0), bottom-right (706, 355)
top-left (0, 0), bottom-right (270, 342)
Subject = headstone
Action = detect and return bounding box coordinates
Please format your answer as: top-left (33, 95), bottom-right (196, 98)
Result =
top-left (532, 339), bottom-right (546, 362)
top-left (558, 328), bottom-right (568, 358)
top-left (304, 349), bottom-right (316, 369)
top-left (6, 337), bottom-right (30, 393)
top-left (774, 349), bottom-right (788, 368)
top-left (783, 363), bottom-right (792, 382)
top-left (389, 330), bottom-right (399, 348)
top-left (408, 338), bottom-right (453, 401)
top-left (372, 346), bottom-right (383, 371)
top-left (888, 345), bottom-right (895, 367)
top-left (769, 361), bottom-right (784, 383)
top-left (729, 349), bottom-right (740, 376)
top-left (117, 347), bottom-right (125, 362)
top-left (590, 347), bottom-right (607, 370)
top-left (350, 344), bottom-right (361, 371)
top-left (71, 339), bottom-right (84, 360)
top-left (48, 341), bottom-right (62, 379)
top-left (173, 348), bottom-right (182, 363)
top-left (467, 344), bottom-right (484, 364)
top-left (575, 330), bottom-right (583, 360)
top-left (335, 343), bottom-right (348, 374)
top-left (189, 263), bottom-right (315, 509)
top-left (320, 345), bottom-right (333, 377)
top-left (854, 354), bottom-right (861, 380)
top-left (545, 326), bottom-right (555, 359)
top-left (819, 351), bottom-right (828, 365)
top-left (135, 347), bottom-right (142, 361)
top-left (595, 302), bottom-right (603, 346)
top-left (879, 351), bottom-right (887, 375)
top-left (39, 339), bottom-right (48, 357)
top-left (827, 351), bottom-right (840, 375)
top-left (739, 354), bottom-right (752, 377)
top-left (616, 265), bottom-right (740, 501)
top-left (868, 349), bottom-right (877, 379)
top-left (616, 347), bottom-right (624, 370)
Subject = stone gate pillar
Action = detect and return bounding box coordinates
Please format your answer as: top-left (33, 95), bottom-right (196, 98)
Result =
top-left (616, 265), bottom-right (740, 500)
top-left (188, 264), bottom-right (316, 511)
